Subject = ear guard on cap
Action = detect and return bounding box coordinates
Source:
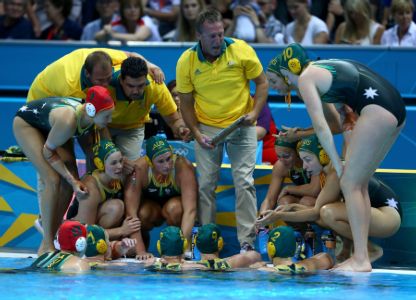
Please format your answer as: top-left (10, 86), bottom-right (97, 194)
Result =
top-left (267, 241), bottom-right (276, 259)
top-left (55, 235), bottom-right (87, 253)
top-left (319, 148), bottom-right (330, 166)
top-left (94, 156), bottom-right (105, 171)
top-left (193, 232), bottom-right (224, 252)
top-left (156, 232), bottom-right (188, 256)
top-left (85, 102), bottom-right (96, 117)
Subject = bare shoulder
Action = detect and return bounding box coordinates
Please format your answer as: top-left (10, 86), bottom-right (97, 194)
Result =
top-left (272, 161), bottom-right (290, 178)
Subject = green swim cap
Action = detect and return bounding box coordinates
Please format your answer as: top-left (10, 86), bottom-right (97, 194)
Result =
top-left (157, 226), bottom-right (187, 256)
top-left (93, 139), bottom-right (120, 171)
top-left (85, 224), bottom-right (108, 257)
top-left (274, 134), bottom-right (298, 149)
top-left (196, 223), bottom-right (224, 254)
top-left (298, 135), bottom-right (329, 165)
top-left (267, 226), bottom-right (296, 259)
top-left (280, 43), bottom-right (309, 75)
top-left (146, 135), bottom-right (172, 161)
top-left (267, 54), bottom-right (284, 77)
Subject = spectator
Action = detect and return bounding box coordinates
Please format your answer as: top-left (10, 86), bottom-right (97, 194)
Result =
top-left (225, 0), bottom-right (262, 42)
top-left (326, 0), bottom-right (345, 42)
top-left (0, 0), bottom-right (35, 39)
top-left (381, 0), bottom-right (416, 46)
top-left (96, 0), bottom-right (161, 43)
top-left (40, 0), bottom-right (82, 40)
top-left (81, 0), bottom-right (119, 41)
top-left (334, 0), bottom-right (385, 44)
top-left (174, 0), bottom-right (205, 41)
top-left (285, 0), bottom-right (329, 44)
top-left (143, 0), bottom-right (180, 38)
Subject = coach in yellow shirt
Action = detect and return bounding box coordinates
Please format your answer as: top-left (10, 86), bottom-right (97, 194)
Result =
top-left (176, 9), bottom-right (269, 253)
top-left (107, 57), bottom-right (190, 160)
top-left (27, 48), bottom-right (164, 101)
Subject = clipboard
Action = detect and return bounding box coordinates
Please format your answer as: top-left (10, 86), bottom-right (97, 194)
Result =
top-left (210, 116), bottom-right (246, 145)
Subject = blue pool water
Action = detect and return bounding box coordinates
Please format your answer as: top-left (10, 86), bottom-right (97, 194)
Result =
top-left (1, 257), bottom-right (416, 300)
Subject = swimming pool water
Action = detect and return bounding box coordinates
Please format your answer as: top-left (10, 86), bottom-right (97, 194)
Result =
top-left (1, 257), bottom-right (415, 300)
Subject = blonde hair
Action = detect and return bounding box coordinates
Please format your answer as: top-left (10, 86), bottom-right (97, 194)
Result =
top-left (177, 0), bottom-right (206, 41)
top-left (343, 0), bottom-right (372, 41)
top-left (391, 0), bottom-right (414, 15)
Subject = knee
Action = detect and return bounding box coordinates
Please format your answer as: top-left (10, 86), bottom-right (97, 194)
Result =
top-left (108, 200), bottom-right (125, 221)
top-left (278, 195), bottom-right (297, 206)
top-left (139, 205), bottom-right (161, 229)
top-left (299, 196), bottom-right (316, 206)
top-left (320, 204), bottom-right (336, 224)
top-left (163, 201), bottom-right (183, 226)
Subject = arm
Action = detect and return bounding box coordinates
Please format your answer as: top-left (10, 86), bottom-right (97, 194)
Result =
top-left (244, 72), bottom-right (269, 125)
top-left (123, 162), bottom-right (150, 258)
top-left (259, 161), bottom-right (287, 214)
top-left (161, 111), bottom-right (191, 141)
top-left (44, 108), bottom-right (87, 196)
top-left (72, 176), bottom-right (102, 224)
top-left (106, 25), bottom-right (152, 42)
top-left (298, 69), bottom-right (343, 176)
top-left (372, 25), bottom-right (385, 45)
top-left (176, 157), bottom-right (197, 247)
top-left (178, 92), bottom-right (213, 148)
top-left (281, 173), bottom-right (321, 198)
top-left (313, 31), bottom-right (329, 44)
top-left (275, 168), bottom-right (340, 222)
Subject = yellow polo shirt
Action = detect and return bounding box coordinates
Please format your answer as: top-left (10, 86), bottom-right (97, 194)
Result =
top-left (27, 48), bottom-right (128, 101)
top-left (176, 37), bottom-right (263, 128)
top-left (108, 73), bottom-right (177, 129)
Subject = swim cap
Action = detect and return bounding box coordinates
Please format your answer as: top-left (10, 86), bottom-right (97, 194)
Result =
top-left (157, 226), bottom-right (188, 256)
top-left (146, 135), bottom-right (173, 161)
top-left (274, 134), bottom-right (299, 149)
top-left (267, 226), bottom-right (296, 259)
top-left (267, 54), bottom-right (284, 78)
top-left (57, 220), bottom-right (87, 253)
top-left (85, 86), bottom-right (114, 117)
top-left (298, 135), bottom-right (329, 166)
top-left (196, 223), bottom-right (224, 254)
top-left (93, 139), bottom-right (120, 171)
top-left (280, 43), bottom-right (309, 75)
top-left (85, 224), bottom-right (108, 257)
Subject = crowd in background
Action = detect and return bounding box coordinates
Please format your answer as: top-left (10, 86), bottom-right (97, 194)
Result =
top-left (1, 0), bottom-right (416, 46)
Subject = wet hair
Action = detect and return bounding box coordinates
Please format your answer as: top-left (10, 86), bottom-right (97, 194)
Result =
top-left (195, 8), bottom-right (222, 33)
top-left (120, 57), bottom-right (148, 79)
top-left (47, 0), bottom-right (73, 18)
top-left (84, 51), bottom-right (113, 74)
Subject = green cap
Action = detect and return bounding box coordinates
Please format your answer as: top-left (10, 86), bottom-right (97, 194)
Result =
top-left (146, 136), bottom-right (172, 161)
top-left (280, 43), bottom-right (309, 75)
top-left (274, 134), bottom-right (298, 149)
top-left (158, 226), bottom-right (186, 256)
top-left (93, 139), bottom-right (119, 171)
top-left (267, 226), bottom-right (296, 258)
top-left (196, 223), bottom-right (223, 254)
top-left (267, 54), bottom-right (284, 77)
top-left (85, 224), bottom-right (108, 257)
top-left (298, 135), bottom-right (329, 166)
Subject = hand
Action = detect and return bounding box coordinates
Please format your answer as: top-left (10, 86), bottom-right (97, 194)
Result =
top-left (176, 126), bottom-right (192, 142)
top-left (196, 133), bottom-right (214, 149)
top-left (119, 238), bottom-right (137, 256)
top-left (242, 113), bottom-right (255, 126)
top-left (121, 216), bottom-right (141, 236)
top-left (136, 251), bottom-right (154, 261)
top-left (255, 209), bottom-right (276, 228)
top-left (103, 24), bottom-right (113, 35)
top-left (249, 261), bottom-right (267, 269)
top-left (122, 158), bottom-right (135, 175)
top-left (279, 125), bottom-right (301, 142)
top-left (148, 64), bottom-right (165, 84)
top-left (73, 180), bottom-right (89, 200)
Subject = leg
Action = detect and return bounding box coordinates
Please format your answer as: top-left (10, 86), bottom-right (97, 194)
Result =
top-left (299, 196), bottom-right (316, 206)
top-left (336, 105), bottom-right (402, 271)
top-left (195, 124), bottom-right (224, 225)
top-left (13, 118), bottom-right (61, 255)
top-left (97, 199), bottom-right (125, 228)
top-left (162, 197), bottom-right (183, 226)
top-left (226, 125), bottom-right (257, 247)
top-left (110, 127), bottom-right (145, 161)
top-left (138, 200), bottom-right (164, 230)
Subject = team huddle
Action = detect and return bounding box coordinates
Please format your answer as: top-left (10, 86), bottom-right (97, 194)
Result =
top-left (13, 8), bottom-right (405, 273)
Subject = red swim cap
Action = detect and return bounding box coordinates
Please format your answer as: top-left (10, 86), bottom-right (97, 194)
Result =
top-left (57, 220), bottom-right (87, 253)
top-left (85, 86), bottom-right (114, 117)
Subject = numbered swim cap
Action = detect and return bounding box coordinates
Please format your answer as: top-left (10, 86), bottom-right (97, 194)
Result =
top-left (280, 43), bottom-right (310, 75)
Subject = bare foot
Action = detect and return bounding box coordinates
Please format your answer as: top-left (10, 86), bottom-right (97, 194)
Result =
top-left (37, 239), bottom-right (55, 256)
top-left (368, 241), bottom-right (383, 263)
top-left (331, 256), bottom-right (372, 272)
